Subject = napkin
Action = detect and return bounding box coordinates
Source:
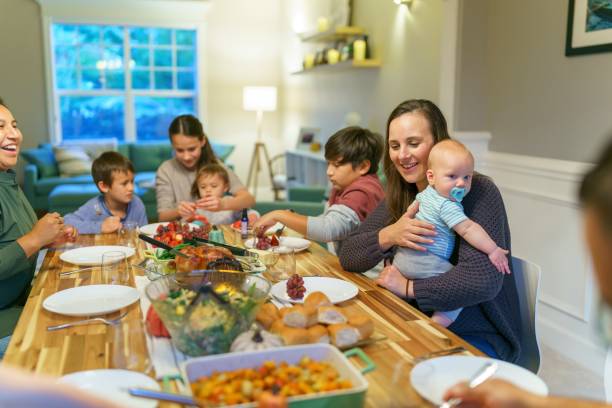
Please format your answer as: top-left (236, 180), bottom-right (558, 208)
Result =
top-left (134, 276), bottom-right (188, 380)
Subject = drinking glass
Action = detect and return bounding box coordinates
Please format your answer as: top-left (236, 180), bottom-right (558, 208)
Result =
top-left (118, 221), bottom-right (139, 248)
top-left (112, 320), bottom-right (152, 374)
top-left (268, 248), bottom-right (296, 282)
top-left (101, 251), bottom-right (129, 285)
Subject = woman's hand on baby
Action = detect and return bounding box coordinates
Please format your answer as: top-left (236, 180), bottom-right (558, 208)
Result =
top-left (178, 201), bottom-right (197, 218)
top-left (196, 196), bottom-right (224, 212)
top-left (379, 203), bottom-right (436, 251)
top-left (376, 265), bottom-right (410, 298)
top-left (489, 247), bottom-right (511, 274)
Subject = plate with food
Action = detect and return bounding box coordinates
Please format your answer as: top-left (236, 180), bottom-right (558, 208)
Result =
top-left (410, 356), bottom-right (548, 406)
top-left (60, 245), bottom-right (135, 266)
top-left (244, 236), bottom-right (310, 253)
top-left (141, 221), bottom-right (210, 247)
top-left (271, 276), bottom-right (358, 304)
top-left (43, 284), bottom-right (140, 316)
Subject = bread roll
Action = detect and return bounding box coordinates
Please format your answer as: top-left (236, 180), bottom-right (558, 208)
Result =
top-left (317, 306), bottom-right (347, 325)
top-left (279, 326), bottom-right (309, 346)
top-left (282, 305), bottom-right (317, 328)
top-left (304, 291), bottom-right (332, 309)
top-left (269, 319), bottom-right (285, 334)
top-left (256, 303), bottom-right (280, 330)
top-left (348, 314), bottom-right (374, 340)
top-left (328, 324), bottom-right (360, 348)
top-left (307, 324), bottom-right (330, 344)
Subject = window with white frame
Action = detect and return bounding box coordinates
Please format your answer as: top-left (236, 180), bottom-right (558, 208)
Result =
top-left (52, 23), bottom-right (198, 142)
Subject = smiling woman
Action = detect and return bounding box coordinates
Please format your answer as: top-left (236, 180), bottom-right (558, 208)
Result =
top-left (0, 99), bottom-right (76, 358)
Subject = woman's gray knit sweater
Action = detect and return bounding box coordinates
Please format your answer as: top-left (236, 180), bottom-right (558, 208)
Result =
top-left (338, 174), bottom-right (521, 362)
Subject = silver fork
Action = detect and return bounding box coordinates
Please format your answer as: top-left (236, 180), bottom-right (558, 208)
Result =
top-left (439, 361), bottom-right (498, 408)
top-left (47, 311), bottom-right (129, 331)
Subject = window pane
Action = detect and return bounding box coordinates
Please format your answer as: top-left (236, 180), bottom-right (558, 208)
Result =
top-left (131, 47), bottom-right (149, 67)
top-left (106, 69), bottom-right (125, 89)
top-left (152, 28), bottom-right (171, 45)
top-left (55, 45), bottom-right (77, 67)
top-left (130, 27), bottom-right (150, 45)
top-left (176, 29), bottom-right (195, 46)
top-left (177, 71), bottom-right (195, 90)
top-left (135, 96), bottom-right (195, 140)
top-left (154, 71), bottom-right (173, 89)
top-left (176, 49), bottom-right (194, 67)
top-left (53, 24), bottom-right (79, 45)
top-left (60, 96), bottom-right (125, 141)
top-left (132, 70), bottom-right (151, 89)
top-left (103, 26), bottom-right (123, 45)
top-left (81, 69), bottom-right (102, 89)
top-left (56, 68), bottom-right (78, 89)
top-left (78, 25), bottom-right (101, 44)
top-left (79, 45), bottom-right (101, 68)
top-left (103, 46), bottom-right (123, 63)
top-left (154, 49), bottom-right (172, 67)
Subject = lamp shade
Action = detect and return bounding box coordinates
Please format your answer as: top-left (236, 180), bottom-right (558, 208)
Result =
top-left (243, 86), bottom-right (277, 112)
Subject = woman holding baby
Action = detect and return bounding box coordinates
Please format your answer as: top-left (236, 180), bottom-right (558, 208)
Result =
top-left (338, 99), bottom-right (521, 361)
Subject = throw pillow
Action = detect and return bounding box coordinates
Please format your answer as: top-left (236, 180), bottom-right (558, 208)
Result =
top-left (20, 148), bottom-right (59, 178)
top-left (53, 146), bottom-right (93, 177)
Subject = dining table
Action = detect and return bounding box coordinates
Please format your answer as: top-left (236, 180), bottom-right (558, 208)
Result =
top-left (2, 226), bottom-right (482, 407)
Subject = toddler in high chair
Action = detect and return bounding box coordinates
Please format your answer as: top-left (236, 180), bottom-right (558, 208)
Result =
top-left (390, 139), bottom-right (511, 327)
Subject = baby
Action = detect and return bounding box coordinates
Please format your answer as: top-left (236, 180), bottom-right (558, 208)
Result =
top-left (190, 164), bottom-right (257, 225)
top-left (392, 139), bottom-right (510, 327)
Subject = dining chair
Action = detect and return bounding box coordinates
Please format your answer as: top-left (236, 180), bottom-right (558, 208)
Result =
top-left (512, 255), bottom-right (542, 374)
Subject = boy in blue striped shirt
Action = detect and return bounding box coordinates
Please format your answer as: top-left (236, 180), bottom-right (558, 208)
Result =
top-left (392, 140), bottom-right (510, 327)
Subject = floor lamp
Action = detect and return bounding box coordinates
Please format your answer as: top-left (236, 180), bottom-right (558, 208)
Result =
top-left (244, 86), bottom-right (277, 199)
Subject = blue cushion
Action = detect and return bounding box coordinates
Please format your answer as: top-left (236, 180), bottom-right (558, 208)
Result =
top-left (34, 174), bottom-right (94, 195)
top-left (20, 148), bottom-right (59, 178)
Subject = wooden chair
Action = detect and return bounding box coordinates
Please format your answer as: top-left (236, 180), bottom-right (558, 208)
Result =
top-left (512, 256), bottom-right (542, 374)
top-left (268, 153), bottom-right (287, 201)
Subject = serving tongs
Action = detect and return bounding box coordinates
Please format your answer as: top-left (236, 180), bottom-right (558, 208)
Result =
top-left (138, 233), bottom-right (189, 258)
top-left (190, 237), bottom-right (256, 258)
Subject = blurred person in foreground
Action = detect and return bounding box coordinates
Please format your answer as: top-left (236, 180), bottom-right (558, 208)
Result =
top-left (443, 137), bottom-right (612, 407)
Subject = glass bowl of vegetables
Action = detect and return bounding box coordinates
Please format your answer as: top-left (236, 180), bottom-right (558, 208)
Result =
top-left (144, 272), bottom-right (271, 356)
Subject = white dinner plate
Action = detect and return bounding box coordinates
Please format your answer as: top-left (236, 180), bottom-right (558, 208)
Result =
top-left (271, 277), bottom-right (358, 304)
top-left (43, 285), bottom-right (140, 316)
top-left (244, 236), bottom-right (311, 254)
top-left (139, 221), bottom-right (198, 236)
top-left (59, 369), bottom-right (160, 408)
top-left (410, 356), bottom-right (548, 406)
top-left (60, 245), bottom-right (135, 266)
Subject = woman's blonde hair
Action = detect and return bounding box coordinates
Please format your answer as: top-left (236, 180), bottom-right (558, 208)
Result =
top-left (384, 99), bottom-right (451, 221)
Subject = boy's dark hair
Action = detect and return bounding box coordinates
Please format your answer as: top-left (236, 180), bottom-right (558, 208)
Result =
top-left (580, 136), bottom-right (612, 236)
top-left (324, 126), bottom-right (383, 175)
top-left (92, 151), bottom-right (135, 191)
top-left (191, 163), bottom-right (230, 198)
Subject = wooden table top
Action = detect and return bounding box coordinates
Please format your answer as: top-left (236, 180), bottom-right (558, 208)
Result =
top-left (3, 227), bottom-right (481, 407)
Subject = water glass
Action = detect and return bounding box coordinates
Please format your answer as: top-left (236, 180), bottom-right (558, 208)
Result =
top-left (119, 221), bottom-right (139, 248)
top-left (268, 248), bottom-right (296, 282)
top-left (101, 251), bottom-right (129, 285)
top-left (112, 320), bottom-right (152, 374)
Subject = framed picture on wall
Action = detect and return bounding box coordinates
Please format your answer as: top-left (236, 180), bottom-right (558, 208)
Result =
top-left (566, 0), bottom-right (612, 56)
top-left (296, 127), bottom-right (321, 151)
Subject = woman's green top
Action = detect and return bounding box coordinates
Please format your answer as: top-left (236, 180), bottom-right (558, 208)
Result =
top-left (0, 170), bottom-right (37, 310)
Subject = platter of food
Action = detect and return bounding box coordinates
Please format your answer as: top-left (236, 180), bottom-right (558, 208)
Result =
top-left (270, 276), bottom-right (358, 304)
top-left (244, 236), bottom-right (310, 253)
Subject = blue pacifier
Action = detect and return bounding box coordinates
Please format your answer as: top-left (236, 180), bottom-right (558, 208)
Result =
top-left (450, 187), bottom-right (466, 202)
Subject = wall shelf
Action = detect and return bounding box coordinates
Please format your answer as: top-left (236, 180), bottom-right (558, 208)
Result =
top-left (291, 58), bottom-right (381, 75)
top-left (298, 26), bottom-right (364, 43)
